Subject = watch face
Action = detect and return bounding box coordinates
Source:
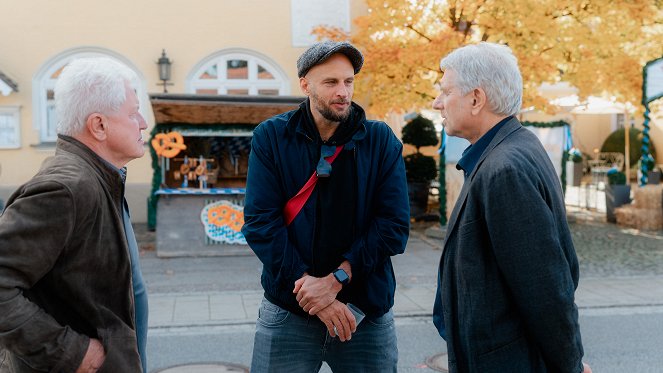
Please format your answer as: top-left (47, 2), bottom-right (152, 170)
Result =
top-left (334, 269), bottom-right (349, 285)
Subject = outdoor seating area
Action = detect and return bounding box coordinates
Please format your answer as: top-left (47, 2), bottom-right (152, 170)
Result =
top-left (565, 153), bottom-right (663, 230)
top-left (588, 152), bottom-right (624, 186)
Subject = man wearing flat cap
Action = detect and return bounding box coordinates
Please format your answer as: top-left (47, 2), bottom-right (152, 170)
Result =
top-left (242, 41), bottom-right (409, 372)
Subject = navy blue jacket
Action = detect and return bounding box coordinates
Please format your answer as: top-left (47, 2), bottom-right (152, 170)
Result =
top-left (242, 103), bottom-right (409, 318)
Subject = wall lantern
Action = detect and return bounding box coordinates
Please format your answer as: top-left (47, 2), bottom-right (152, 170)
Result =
top-left (156, 49), bottom-right (173, 93)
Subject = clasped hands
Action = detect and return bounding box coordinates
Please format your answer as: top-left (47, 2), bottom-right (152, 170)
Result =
top-left (293, 268), bottom-right (356, 342)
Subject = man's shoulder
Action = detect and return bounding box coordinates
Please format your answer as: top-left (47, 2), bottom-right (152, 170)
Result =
top-left (32, 154), bottom-right (99, 193)
top-left (363, 119), bottom-right (390, 131)
top-left (477, 129), bottom-right (550, 185)
top-left (259, 108), bottom-right (299, 128)
top-left (253, 109), bottom-right (299, 138)
top-left (361, 120), bottom-right (399, 143)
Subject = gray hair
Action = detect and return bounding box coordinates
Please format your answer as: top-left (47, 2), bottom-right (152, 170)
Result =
top-left (440, 42), bottom-right (522, 116)
top-left (55, 57), bottom-right (137, 136)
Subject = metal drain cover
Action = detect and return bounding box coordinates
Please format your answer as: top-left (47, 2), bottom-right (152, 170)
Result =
top-left (425, 353), bottom-right (449, 372)
top-left (154, 363), bottom-right (249, 373)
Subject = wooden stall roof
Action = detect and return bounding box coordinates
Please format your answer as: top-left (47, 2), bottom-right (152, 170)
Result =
top-left (150, 94), bottom-right (306, 125)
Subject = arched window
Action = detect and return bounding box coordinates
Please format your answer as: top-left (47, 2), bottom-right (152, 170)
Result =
top-left (187, 49), bottom-right (290, 96)
top-left (33, 47), bottom-right (147, 143)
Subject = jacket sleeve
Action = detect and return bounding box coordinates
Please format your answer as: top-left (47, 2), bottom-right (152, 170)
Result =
top-left (241, 126), bottom-right (309, 288)
top-left (343, 132), bottom-right (410, 279)
top-left (483, 167), bottom-right (584, 373)
top-left (0, 180), bottom-right (89, 372)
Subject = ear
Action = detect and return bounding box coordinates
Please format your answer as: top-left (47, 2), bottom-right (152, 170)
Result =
top-left (299, 77), bottom-right (310, 96)
top-left (86, 112), bottom-right (107, 141)
top-left (470, 88), bottom-right (487, 115)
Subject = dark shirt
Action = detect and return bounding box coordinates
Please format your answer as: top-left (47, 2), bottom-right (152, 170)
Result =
top-left (302, 99), bottom-right (359, 278)
top-left (456, 116), bottom-right (513, 179)
top-left (265, 100), bottom-right (360, 317)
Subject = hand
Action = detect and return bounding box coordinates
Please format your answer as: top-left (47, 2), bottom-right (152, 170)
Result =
top-left (75, 338), bottom-right (106, 373)
top-left (316, 300), bottom-right (357, 342)
top-left (582, 362), bottom-right (592, 373)
top-left (293, 274), bottom-right (341, 315)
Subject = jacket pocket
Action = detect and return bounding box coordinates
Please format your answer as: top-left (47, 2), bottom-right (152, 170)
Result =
top-left (475, 335), bottom-right (543, 373)
top-left (97, 329), bottom-right (141, 373)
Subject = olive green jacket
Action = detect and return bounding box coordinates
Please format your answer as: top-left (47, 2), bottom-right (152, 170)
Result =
top-left (0, 135), bottom-right (140, 373)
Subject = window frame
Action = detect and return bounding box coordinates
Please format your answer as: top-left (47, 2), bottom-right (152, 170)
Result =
top-left (32, 47), bottom-right (148, 144)
top-left (0, 105), bottom-right (21, 149)
top-left (187, 48), bottom-right (290, 96)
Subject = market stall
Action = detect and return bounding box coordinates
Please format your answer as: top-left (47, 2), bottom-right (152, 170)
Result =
top-left (148, 94), bottom-right (303, 257)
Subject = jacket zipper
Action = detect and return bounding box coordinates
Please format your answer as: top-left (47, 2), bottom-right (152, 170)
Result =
top-left (352, 146), bottom-right (358, 240)
top-left (119, 180), bottom-right (137, 327)
top-left (310, 141), bottom-right (318, 277)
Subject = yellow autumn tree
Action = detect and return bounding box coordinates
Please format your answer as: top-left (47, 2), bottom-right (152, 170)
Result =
top-left (314, 0), bottom-right (663, 116)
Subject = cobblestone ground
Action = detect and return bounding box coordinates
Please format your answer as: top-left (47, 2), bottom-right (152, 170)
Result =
top-left (413, 208), bottom-right (663, 278)
top-left (568, 218), bottom-right (663, 278)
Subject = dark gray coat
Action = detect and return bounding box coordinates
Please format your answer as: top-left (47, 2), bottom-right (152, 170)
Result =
top-left (434, 118), bottom-right (584, 373)
top-left (0, 135), bottom-right (141, 372)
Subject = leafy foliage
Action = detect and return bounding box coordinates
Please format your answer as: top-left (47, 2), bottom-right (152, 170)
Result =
top-left (607, 170), bottom-right (627, 185)
top-left (568, 148), bottom-right (582, 163)
top-left (401, 115), bottom-right (439, 151)
top-left (404, 153), bottom-right (438, 182)
top-left (315, 0), bottom-right (663, 116)
top-left (401, 115), bottom-right (439, 182)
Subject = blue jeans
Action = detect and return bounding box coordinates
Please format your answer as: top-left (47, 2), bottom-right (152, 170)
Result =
top-left (251, 298), bottom-right (398, 373)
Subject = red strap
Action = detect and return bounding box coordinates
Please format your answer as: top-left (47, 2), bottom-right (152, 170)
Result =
top-left (283, 145), bottom-right (343, 226)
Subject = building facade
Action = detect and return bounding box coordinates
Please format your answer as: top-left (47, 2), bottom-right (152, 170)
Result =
top-left (0, 0), bottom-right (368, 222)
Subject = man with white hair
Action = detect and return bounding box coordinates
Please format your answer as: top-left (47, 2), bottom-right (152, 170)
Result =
top-left (432, 43), bottom-right (591, 373)
top-left (0, 57), bottom-right (147, 372)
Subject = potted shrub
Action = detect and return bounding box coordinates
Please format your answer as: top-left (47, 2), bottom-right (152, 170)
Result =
top-left (566, 147), bottom-right (583, 186)
top-left (402, 115), bottom-right (439, 218)
top-left (605, 169), bottom-right (630, 223)
top-left (643, 155), bottom-right (661, 184)
top-left (648, 166), bottom-right (662, 185)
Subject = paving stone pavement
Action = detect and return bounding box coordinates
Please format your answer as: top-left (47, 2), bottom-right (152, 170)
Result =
top-left (136, 206), bottom-right (663, 329)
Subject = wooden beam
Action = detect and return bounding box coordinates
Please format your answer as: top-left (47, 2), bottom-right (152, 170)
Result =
top-left (150, 94), bottom-right (305, 125)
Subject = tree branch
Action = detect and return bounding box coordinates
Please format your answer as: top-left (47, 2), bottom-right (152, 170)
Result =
top-left (404, 24), bottom-right (432, 42)
top-left (539, 46), bottom-right (554, 55)
top-left (414, 90), bottom-right (437, 100)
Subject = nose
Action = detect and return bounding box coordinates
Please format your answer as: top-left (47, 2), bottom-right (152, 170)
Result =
top-left (138, 113), bottom-right (148, 130)
top-left (432, 94), bottom-right (443, 110)
top-left (336, 84), bottom-right (350, 99)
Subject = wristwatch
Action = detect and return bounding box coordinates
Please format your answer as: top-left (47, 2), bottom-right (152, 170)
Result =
top-left (332, 268), bottom-right (350, 286)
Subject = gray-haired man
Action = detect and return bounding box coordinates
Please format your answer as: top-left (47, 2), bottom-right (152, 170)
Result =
top-left (0, 57), bottom-right (147, 372)
top-left (432, 42), bottom-right (591, 373)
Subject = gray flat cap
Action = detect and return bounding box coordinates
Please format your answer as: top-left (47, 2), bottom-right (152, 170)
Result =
top-left (297, 41), bottom-right (364, 78)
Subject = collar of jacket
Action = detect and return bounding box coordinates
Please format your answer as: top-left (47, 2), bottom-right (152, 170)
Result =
top-left (442, 117), bottom-right (523, 252)
top-left (464, 117), bottom-right (522, 183)
top-left (286, 99), bottom-right (368, 143)
top-left (55, 134), bottom-right (126, 198)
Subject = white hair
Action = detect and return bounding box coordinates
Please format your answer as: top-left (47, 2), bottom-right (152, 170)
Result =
top-left (440, 42), bottom-right (523, 116)
top-left (54, 57), bottom-right (137, 136)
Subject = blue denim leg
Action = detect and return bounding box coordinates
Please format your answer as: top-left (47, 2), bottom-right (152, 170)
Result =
top-left (326, 309), bottom-right (398, 373)
top-left (251, 298), bottom-right (326, 373)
